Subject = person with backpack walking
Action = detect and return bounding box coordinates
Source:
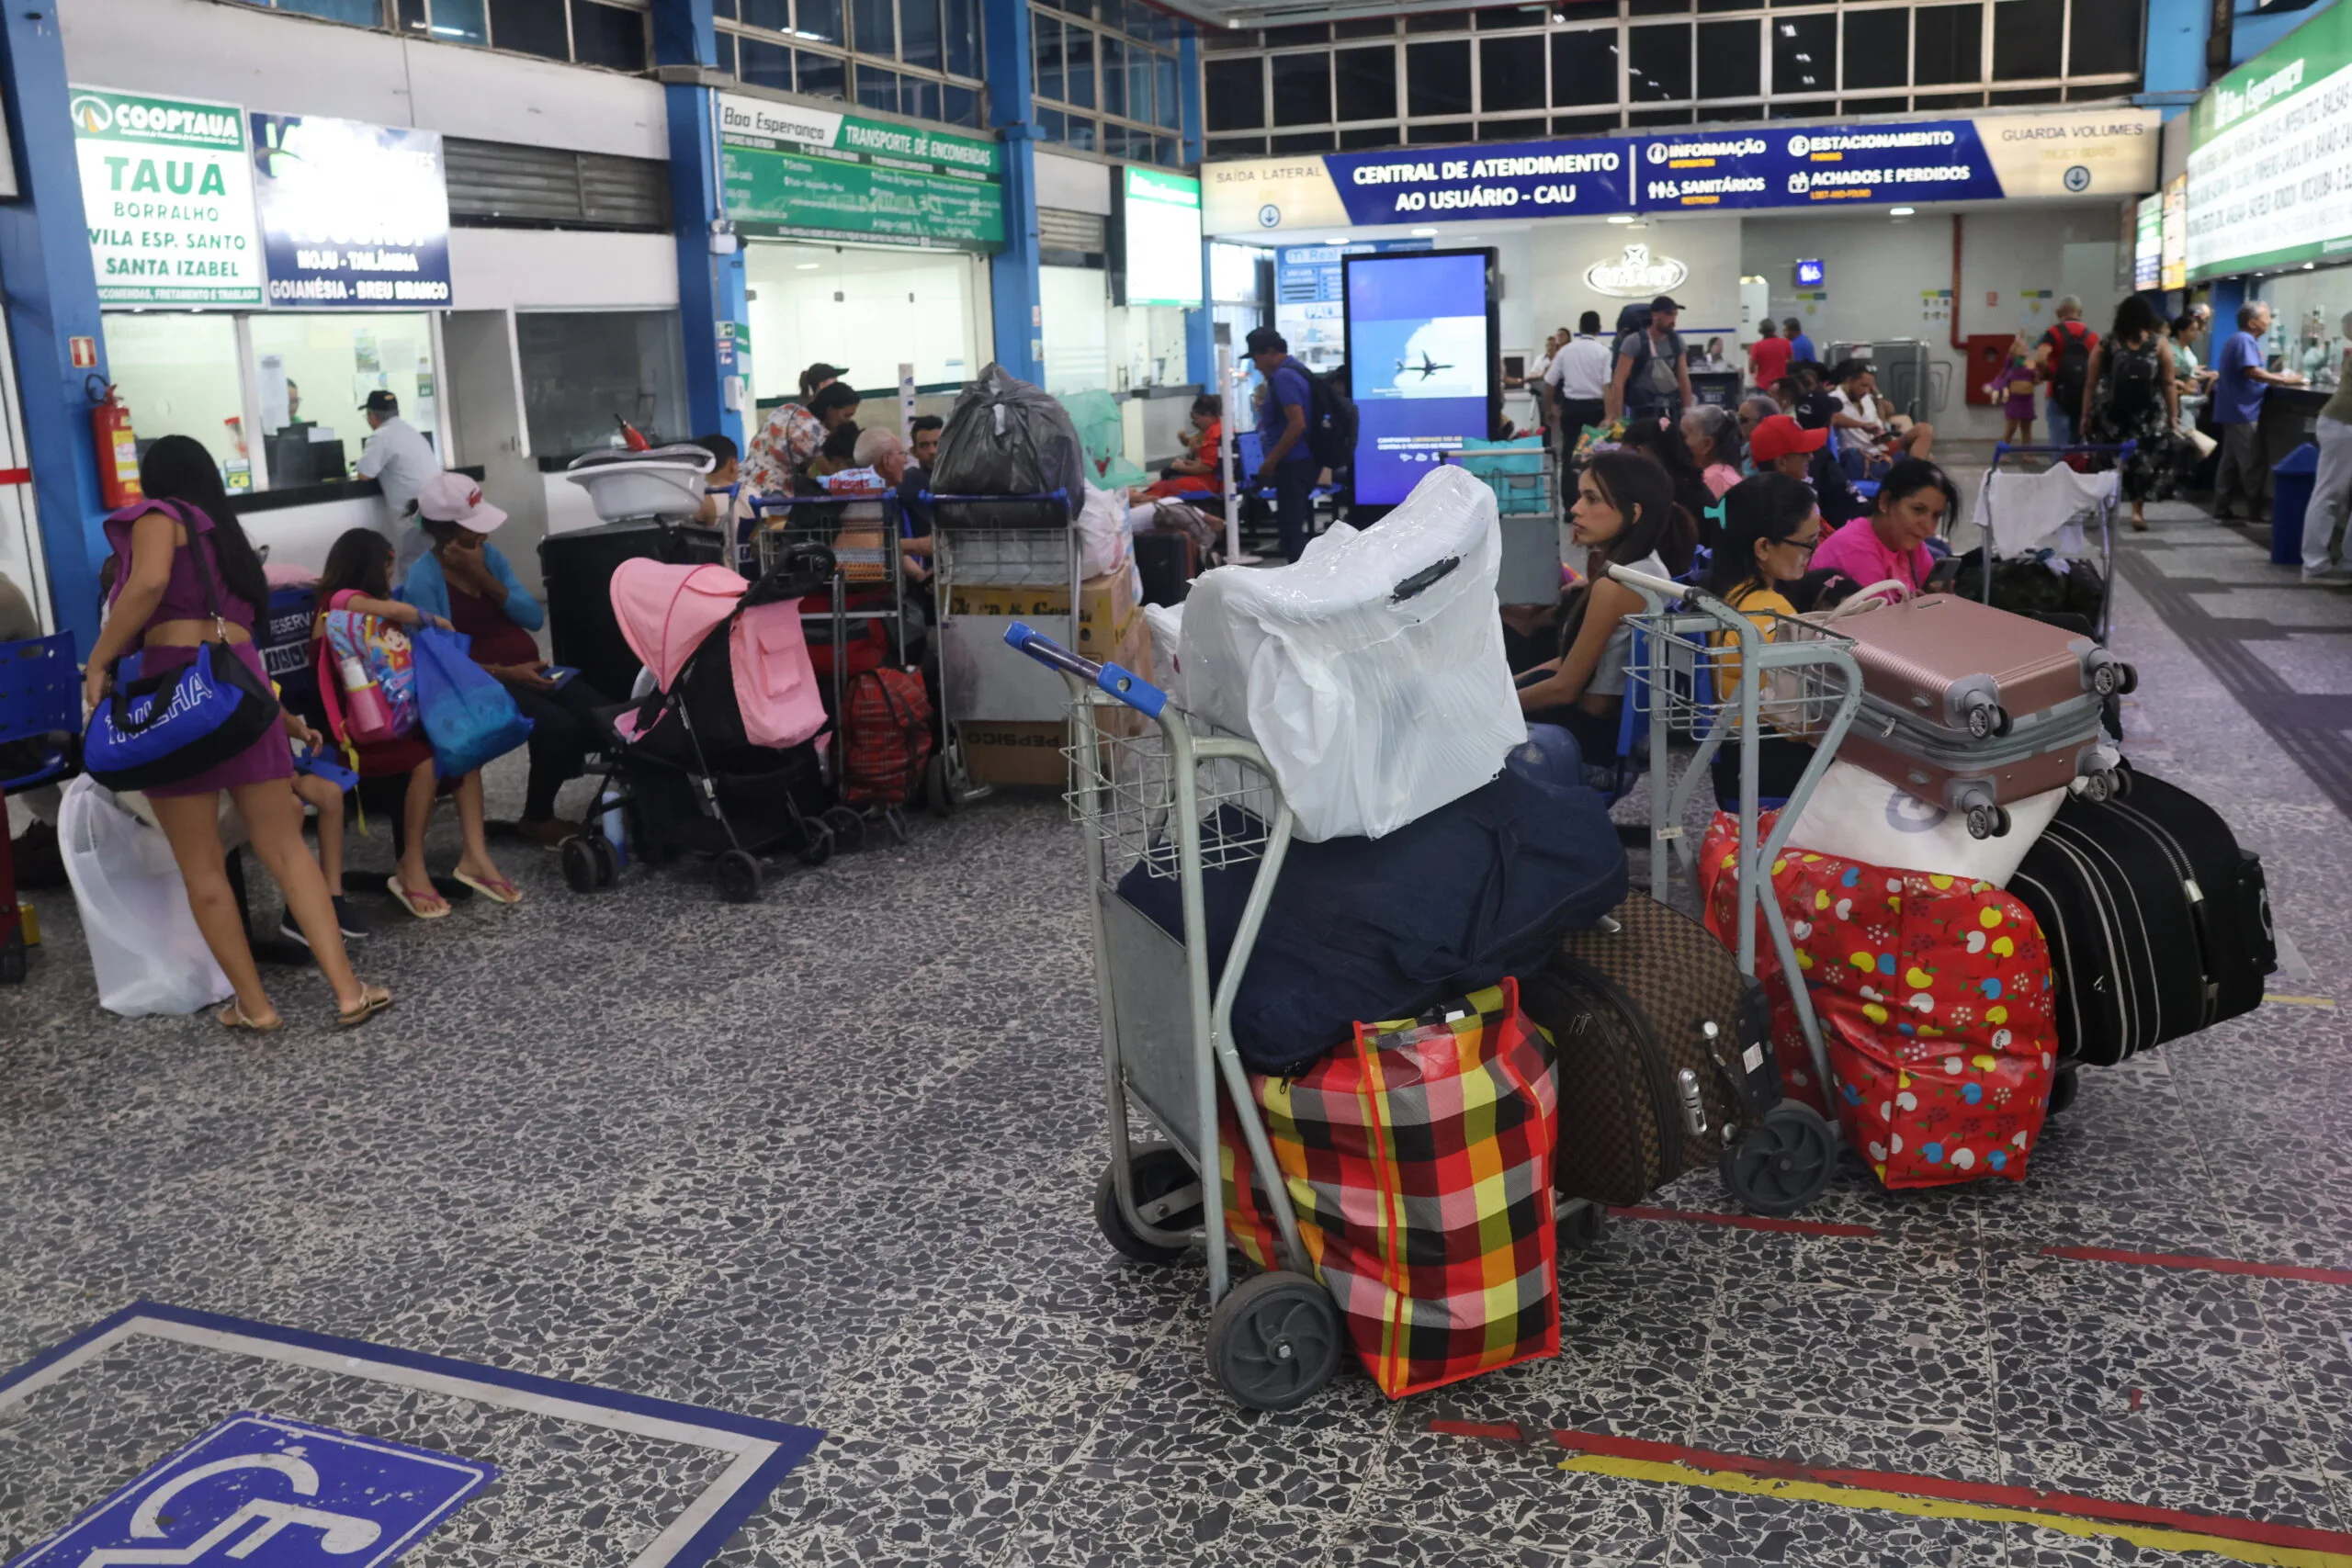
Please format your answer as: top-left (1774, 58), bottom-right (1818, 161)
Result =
top-left (1605, 295), bottom-right (1696, 425)
top-left (1245, 326), bottom-right (1321, 561)
top-left (2212, 300), bottom-right (2306, 526)
top-left (2038, 298), bottom-right (2099, 450)
top-left (2082, 294), bottom-right (2178, 532)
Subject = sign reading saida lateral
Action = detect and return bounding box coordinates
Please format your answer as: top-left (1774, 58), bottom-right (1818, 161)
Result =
top-left (2187, 0), bottom-right (2352, 282)
top-left (71, 87), bottom-right (264, 306)
top-left (718, 94), bottom-right (1001, 250)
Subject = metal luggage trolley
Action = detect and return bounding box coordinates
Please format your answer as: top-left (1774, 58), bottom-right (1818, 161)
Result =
top-left (924, 490), bottom-right (1078, 816)
top-left (1608, 563), bottom-right (1869, 1206)
top-left (1970, 440), bottom-right (2137, 642)
top-left (1444, 443), bottom-right (1562, 604)
top-left (1004, 617), bottom-right (1351, 1412)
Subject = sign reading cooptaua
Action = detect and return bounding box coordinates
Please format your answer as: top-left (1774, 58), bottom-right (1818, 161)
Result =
top-left (717, 93), bottom-right (1003, 250)
top-left (72, 86), bottom-right (265, 306)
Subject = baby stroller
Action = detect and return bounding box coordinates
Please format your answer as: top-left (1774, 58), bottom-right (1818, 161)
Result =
top-left (563, 547), bottom-right (864, 903)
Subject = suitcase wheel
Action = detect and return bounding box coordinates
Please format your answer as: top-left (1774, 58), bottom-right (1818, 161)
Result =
top-left (1964, 804), bottom-right (2013, 840)
top-left (2046, 1064), bottom-right (2081, 1116)
top-left (2090, 660), bottom-right (2122, 697)
top-left (1208, 1270), bottom-right (1343, 1412)
top-left (1964, 699), bottom-right (2012, 740)
top-left (2080, 771), bottom-right (2116, 806)
top-left (1093, 1146), bottom-right (1202, 1265)
top-left (1722, 1101), bottom-right (1838, 1217)
top-left (1557, 1200), bottom-right (1609, 1252)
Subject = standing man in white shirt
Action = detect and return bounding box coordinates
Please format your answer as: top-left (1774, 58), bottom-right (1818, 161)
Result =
top-left (358, 390), bottom-right (443, 581)
top-left (1544, 310), bottom-right (1614, 462)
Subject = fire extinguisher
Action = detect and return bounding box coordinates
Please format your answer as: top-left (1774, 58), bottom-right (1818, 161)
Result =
top-left (92, 384), bottom-right (141, 509)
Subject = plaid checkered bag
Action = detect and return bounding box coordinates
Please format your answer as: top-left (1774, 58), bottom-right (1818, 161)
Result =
top-left (1217, 980), bottom-right (1561, 1399)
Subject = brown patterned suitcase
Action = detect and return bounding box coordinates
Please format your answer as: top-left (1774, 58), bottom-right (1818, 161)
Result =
top-left (1519, 891), bottom-right (1836, 1216)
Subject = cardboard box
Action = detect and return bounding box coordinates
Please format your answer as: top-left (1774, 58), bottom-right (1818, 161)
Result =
top-left (962, 613), bottom-right (1156, 778)
top-left (947, 570), bottom-right (1137, 659)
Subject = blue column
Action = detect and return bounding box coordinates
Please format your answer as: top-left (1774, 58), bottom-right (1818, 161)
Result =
top-left (1181, 24), bottom-right (1215, 389)
top-left (2142, 0), bottom-right (2211, 104)
top-left (654, 0), bottom-right (748, 450)
top-left (984, 0), bottom-right (1044, 385)
top-left (0, 8), bottom-right (108, 646)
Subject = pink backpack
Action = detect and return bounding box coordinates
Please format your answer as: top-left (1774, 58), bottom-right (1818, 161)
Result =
top-left (312, 590), bottom-right (418, 747)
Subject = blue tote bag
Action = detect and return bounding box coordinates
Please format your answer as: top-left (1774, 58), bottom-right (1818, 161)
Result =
top-left (411, 626), bottom-right (533, 779)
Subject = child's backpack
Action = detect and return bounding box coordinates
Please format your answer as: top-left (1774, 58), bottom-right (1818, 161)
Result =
top-left (312, 591), bottom-right (419, 747)
top-left (840, 667), bottom-right (934, 807)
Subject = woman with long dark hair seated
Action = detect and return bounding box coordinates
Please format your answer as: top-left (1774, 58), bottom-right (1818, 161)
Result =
top-left (80, 435), bottom-right (390, 1030)
top-left (1701, 472), bottom-right (1826, 807)
top-left (1619, 413), bottom-right (1714, 558)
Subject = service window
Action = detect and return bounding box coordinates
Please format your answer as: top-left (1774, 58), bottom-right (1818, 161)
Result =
top-left (103, 313), bottom-right (250, 486)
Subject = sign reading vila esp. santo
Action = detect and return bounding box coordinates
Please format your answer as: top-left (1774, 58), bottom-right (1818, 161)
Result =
top-left (252, 113), bottom-right (452, 308)
top-left (71, 86), bottom-right (265, 307)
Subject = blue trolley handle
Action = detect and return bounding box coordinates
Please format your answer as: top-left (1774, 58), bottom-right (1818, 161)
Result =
top-left (1004, 621), bottom-right (1167, 718)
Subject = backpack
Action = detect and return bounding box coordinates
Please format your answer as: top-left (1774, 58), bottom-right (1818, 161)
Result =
top-left (2049, 322), bottom-right (2094, 418)
top-left (840, 667), bottom-right (934, 807)
top-left (2108, 342), bottom-right (2160, 420)
top-left (312, 591), bottom-right (419, 747)
top-left (1306, 367), bottom-right (1358, 472)
top-left (1620, 329), bottom-right (1684, 410)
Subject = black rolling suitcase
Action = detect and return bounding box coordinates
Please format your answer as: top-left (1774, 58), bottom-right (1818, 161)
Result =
top-left (2007, 765), bottom-right (2274, 1080)
top-left (1518, 892), bottom-right (1836, 1217)
top-left (539, 521), bottom-right (724, 699)
top-left (1132, 529), bottom-right (1196, 607)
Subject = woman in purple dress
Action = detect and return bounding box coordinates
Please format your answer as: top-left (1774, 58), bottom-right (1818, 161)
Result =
top-left (81, 435), bottom-right (391, 1030)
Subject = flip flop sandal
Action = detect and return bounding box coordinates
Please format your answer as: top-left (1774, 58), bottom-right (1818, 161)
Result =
top-left (387, 876), bottom-right (451, 919)
top-left (453, 871), bottom-right (524, 905)
top-left (219, 1001), bottom-right (283, 1032)
top-left (336, 987), bottom-right (393, 1029)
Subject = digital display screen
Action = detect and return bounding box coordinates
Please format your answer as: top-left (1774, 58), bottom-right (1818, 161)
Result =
top-left (1794, 258), bottom-right (1826, 288)
top-left (1120, 166), bottom-right (1204, 308)
top-left (1343, 250), bottom-right (1495, 507)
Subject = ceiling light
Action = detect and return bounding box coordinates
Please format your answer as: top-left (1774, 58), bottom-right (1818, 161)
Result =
top-left (1889, 206), bottom-right (1916, 216)
top-left (1608, 213), bottom-right (1635, 224)
top-left (795, 262), bottom-right (820, 270)
top-left (1411, 226), bottom-right (1438, 236)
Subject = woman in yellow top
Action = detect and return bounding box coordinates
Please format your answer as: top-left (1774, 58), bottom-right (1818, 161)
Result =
top-left (1702, 472), bottom-right (1824, 807)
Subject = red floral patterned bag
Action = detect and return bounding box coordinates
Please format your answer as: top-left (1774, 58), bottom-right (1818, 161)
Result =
top-left (1699, 813), bottom-right (2058, 1190)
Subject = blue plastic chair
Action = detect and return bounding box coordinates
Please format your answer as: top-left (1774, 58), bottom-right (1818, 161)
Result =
top-left (0, 631), bottom-right (78, 983)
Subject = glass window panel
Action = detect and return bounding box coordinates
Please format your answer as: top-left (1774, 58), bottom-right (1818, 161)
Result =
top-left (1408, 39), bottom-right (1472, 117)
top-left (1629, 23), bottom-right (1690, 100)
top-left (714, 30), bottom-right (735, 73)
top-left (1553, 1), bottom-right (1613, 16)
top-left (1554, 111), bottom-right (1620, 133)
top-left (250, 312), bottom-right (438, 483)
top-left (1102, 33), bottom-right (1127, 116)
top-left (1552, 28), bottom-right (1618, 106)
top-left (571, 1), bottom-right (644, 68)
top-left (514, 311), bottom-right (685, 461)
top-left (1157, 55), bottom-right (1181, 128)
top-left (1842, 94), bottom-right (1907, 114)
top-left (1989, 86), bottom-right (2062, 104)
top-left (1338, 124), bottom-right (1396, 148)
top-left (798, 0), bottom-right (842, 44)
top-left (1037, 104), bottom-right (1066, 140)
top-left (1334, 46), bottom-right (1396, 121)
top-left (741, 0), bottom-right (786, 27)
top-left (853, 0), bottom-right (894, 56)
top-left (105, 314), bottom-right (250, 482)
top-left (1629, 106), bottom-right (1693, 124)
top-left (1914, 4), bottom-right (1982, 86)
top-left (1770, 13), bottom-right (1831, 95)
top-left (857, 63), bottom-right (899, 110)
top-left (1843, 7), bottom-right (1907, 89)
top-left (1264, 22), bottom-right (1326, 44)
top-left (1913, 88), bottom-right (1984, 108)
top-left (900, 0), bottom-right (941, 67)
top-left (1067, 115), bottom-right (1097, 150)
top-left (797, 48), bottom-right (845, 96)
top-left (398, 0), bottom-right (431, 33)
top-left (1475, 5), bottom-right (1546, 27)
top-left (1206, 133), bottom-right (1268, 156)
top-left (424, 0), bottom-right (486, 41)
top-left (1034, 12), bottom-right (1064, 101)
top-left (1697, 0), bottom-right (1752, 10)
top-left (1130, 47), bottom-right (1153, 124)
top-left (1479, 117), bottom-right (1546, 140)
top-left (1630, 0), bottom-right (1690, 13)
top-left (1480, 37), bottom-right (1545, 112)
top-left (488, 0), bottom-right (569, 57)
top-left (741, 33), bottom-right (791, 85)
top-left (1405, 13), bottom-right (1459, 33)
top-left (279, 0), bottom-right (382, 22)
top-left (1993, 0), bottom-right (2059, 79)
top-left (1697, 18), bottom-right (1758, 98)
top-left (1333, 17), bottom-right (1392, 38)
top-left (713, 0), bottom-right (735, 16)
top-left (2069, 0), bottom-right (2140, 75)
top-left (1205, 61), bottom-right (1265, 130)
top-left (1407, 121), bottom-right (1466, 142)
top-left (906, 77), bottom-right (942, 120)
top-left (1272, 130), bottom-right (1337, 152)
top-left (1272, 52), bottom-right (1330, 126)
top-left (1066, 22), bottom-right (1095, 107)
top-left (943, 0), bottom-right (979, 74)
top-left (942, 84), bottom-right (980, 124)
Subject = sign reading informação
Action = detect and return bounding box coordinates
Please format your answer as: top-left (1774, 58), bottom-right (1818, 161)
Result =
top-left (72, 86), bottom-right (265, 306)
top-left (718, 93), bottom-right (1003, 251)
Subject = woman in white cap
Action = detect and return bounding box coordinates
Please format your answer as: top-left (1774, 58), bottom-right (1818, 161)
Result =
top-left (401, 472), bottom-right (614, 850)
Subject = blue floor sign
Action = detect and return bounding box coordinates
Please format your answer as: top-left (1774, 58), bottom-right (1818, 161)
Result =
top-left (8, 1412), bottom-right (494, 1567)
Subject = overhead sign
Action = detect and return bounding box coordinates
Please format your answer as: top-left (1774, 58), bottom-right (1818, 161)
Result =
top-left (2187, 1), bottom-right (2352, 281)
top-left (71, 86), bottom-right (264, 306)
top-left (1120, 166), bottom-right (1203, 308)
top-left (1204, 108), bottom-right (2159, 234)
top-left (8, 1411), bottom-right (493, 1567)
top-left (1585, 243), bottom-right (1689, 299)
top-left (2161, 174), bottom-right (2188, 292)
top-left (718, 92), bottom-right (1002, 251)
top-left (1275, 238), bottom-right (1430, 373)
top-left (253, 113), bottom-right (451, 309)
top-left (2134, 192), bottom-right (2164, 289)
top-left (1795, 258), bottom-right (1826, 288)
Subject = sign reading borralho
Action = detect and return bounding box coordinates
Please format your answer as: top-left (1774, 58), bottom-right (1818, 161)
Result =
top-left (718, 93), bottom-right (1003, 250)
top-left (72, 87), bottom-right (264, 306)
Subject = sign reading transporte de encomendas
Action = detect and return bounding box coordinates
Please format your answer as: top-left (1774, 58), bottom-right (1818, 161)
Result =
top-left (72, 86), bottom-right (265, 307)
top-left (718, 93), bottom-right (1003, 250)
top-left (2187, 0), bottom-right (2352, 282)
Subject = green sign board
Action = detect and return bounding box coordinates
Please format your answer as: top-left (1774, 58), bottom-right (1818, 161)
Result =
top-left (2186, 3), bottom-right (2352, 282)
top-left (70, 86), bottom-right (265, 307)
top-left (1120, 165), bottom-right (1202, 308)
top-left (718, 94), bottom-right (1003, 251)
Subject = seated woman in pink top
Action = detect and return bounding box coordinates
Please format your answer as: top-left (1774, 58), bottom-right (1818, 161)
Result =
top-left (1806, 458), bottom-right (1957, 596)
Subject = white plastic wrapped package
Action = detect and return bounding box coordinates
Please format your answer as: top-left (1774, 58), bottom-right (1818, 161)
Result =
top-left (59, 775), bottom-right (234, 1017)
top-left (1779, 759), bottom-right (2064, 886)
top-left (1077, 481), bottom-right (1132, 580)
top-left (1177, 465), bottom-right (1526, 841)
top-left (1142, 601), bottom-right (1184, 682)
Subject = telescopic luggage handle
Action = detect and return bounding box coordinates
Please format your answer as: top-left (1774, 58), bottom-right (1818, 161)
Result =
top-left (1004, 621), bottom-right (1167, 717)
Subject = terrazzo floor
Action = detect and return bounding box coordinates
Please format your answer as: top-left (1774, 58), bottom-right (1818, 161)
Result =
top-left (2, 494), bottom-right (2349, 1566)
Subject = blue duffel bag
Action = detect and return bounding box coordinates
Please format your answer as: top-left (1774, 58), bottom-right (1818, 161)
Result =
top-left (1117, 734), bottom-right (1628, 1074)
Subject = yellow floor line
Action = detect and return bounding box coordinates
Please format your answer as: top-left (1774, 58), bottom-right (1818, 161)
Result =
top-left (1557, 1455), bottom-right (2352, 1568)
top-left (2263, 995), bottom-right (2336, 1009)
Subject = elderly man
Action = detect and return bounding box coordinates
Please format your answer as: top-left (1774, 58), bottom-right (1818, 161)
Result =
top-left (2212, 299), bottom-right (2307, 526)
top-left (853, 425), bottom-right (934, 582)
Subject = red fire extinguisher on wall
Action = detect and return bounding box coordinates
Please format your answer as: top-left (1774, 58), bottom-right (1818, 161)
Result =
top-left (93, 384), bottom-right (141, 509)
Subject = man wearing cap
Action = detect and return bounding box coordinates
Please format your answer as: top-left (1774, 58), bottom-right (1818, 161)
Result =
top-left (1605, 296), bottom-right (1695, 425)
top-left (357, 391), bottom-right (441, 581)
top-left (401, 472), bottom-right (613, 847)
top-left (1246, 326), bottom-right (1318, 561)
top-left (1750, 412), bottom-right (1867, 527)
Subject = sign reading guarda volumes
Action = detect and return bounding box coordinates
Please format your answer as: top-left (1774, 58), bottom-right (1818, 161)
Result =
top-left (71, 87), bottom-right (265, 306)
top-left (718, 94), bottom-right (1003, 251)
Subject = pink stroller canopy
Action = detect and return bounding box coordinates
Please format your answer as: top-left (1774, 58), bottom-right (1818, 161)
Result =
top-left (609, 558), bottom-right (826, 750)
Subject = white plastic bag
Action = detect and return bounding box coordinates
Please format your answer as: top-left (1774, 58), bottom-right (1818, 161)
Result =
top-left (1177, 465), bottom-right (1526, 841)
top-left (59, 775), bottom-right (234, 1017)
top-left (1779, 759), bottom-right (2064, 886)
top-left (1143, 602), bottom-right (1184, 682)
top-left (1077, 482), bottom-right (1132, 580)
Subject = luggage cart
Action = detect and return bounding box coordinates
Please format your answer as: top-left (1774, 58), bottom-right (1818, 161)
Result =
top-left (1970, 440), bottom-right (2135, 643)
top-left (1444, 443), bottom-right (1561, 604)
top-left (1609, 564), bottom-right (1867, 1209)
top-left (925, 490), bottom-right (1078, 816)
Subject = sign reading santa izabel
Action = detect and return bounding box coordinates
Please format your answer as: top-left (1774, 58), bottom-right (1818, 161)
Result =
top-left (72, 87), bottom-right (265, 306)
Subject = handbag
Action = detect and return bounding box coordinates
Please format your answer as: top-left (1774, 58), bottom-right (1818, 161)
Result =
top-left (82, 502), bottom-right (282, 792)
top-left (410, 625), bottom-right (533, 779)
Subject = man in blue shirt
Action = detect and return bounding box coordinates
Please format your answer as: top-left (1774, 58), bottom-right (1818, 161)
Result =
top-left (1247, 326), bottom-right (1317, 560)
top-left (2211, 300), bottom-right (2306, 524)
top-left (1784, 317), bottom-right (1816, 366)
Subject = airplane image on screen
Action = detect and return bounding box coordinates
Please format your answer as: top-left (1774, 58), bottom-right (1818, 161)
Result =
top-left (1395, 351), bottom-right (1454, 380)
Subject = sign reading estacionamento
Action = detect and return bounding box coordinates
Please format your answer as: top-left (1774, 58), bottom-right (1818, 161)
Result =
top-left (72, 86), bottom-right (265, 306)
top-left (2187, 1), bottom-right (2352, 282)
top-left (718, 93), bottom-right (1003, 251)
top-left (1204, 107), bottom-right (2158, 234)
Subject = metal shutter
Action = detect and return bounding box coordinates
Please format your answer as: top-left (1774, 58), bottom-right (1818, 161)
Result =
top-left (444, 138), bottom-right (670, 231)
top-left (1038, 207), bottom-right (1108, 254)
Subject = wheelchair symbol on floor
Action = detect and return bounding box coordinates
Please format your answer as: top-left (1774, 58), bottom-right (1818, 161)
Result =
top-left (8, 1412), bottom-right (494, 1568)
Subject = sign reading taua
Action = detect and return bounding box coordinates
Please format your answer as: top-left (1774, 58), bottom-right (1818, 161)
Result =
top-left (71, 86), bottom-right (265, 307)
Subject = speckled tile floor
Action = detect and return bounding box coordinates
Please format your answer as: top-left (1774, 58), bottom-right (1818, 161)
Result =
top-left (2, 497), bottom-right (2349, 1566)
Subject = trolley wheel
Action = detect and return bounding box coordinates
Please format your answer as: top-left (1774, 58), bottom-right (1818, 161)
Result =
top-left (822, 805), bottom-right (866, 852)
top-left (1557, 1200), bottom-right (1608, 1252)
top-left (2090, 660), bottom-right (2121, 697)
top-left (1207, 1270), bottom-right (1343, 1412)
top-left (0, 931), bottom-right (26, 987)
top-left (2047, 1064), bottom-right (2081, 1116)
top-left (1093, 1146), bottom-right (1203, 1265)
top-left (716, 849), bottom-right (763, 904)
top-left (924, 753), bottom-right (956, 818)
top-left (1964, 803), bottom-right (2013, 840)
top-left (796, 821), bottom-right (835, 867)
top-left (1965, 700), bottom-right (2011, 740)
top-left (560, 836), bottom-right (600, 895)
top-left (1722, 1101), bottom-right (1837, 1217)
top-left (590, 833), bottom-right (621, 888)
